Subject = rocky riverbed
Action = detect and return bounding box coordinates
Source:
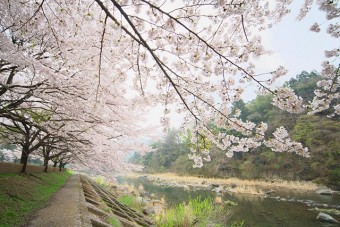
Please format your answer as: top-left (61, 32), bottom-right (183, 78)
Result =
top-left (118, 173), bottom-right (340, 226)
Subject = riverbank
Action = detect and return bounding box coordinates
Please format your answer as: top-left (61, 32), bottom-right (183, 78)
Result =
top-left (125, 172), bottom-right (321, 195)
top-left (120, 173), bottom-right (340, 226)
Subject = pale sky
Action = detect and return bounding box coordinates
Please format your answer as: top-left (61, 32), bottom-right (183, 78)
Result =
top-left (254, 1), bottom-right (338, 97)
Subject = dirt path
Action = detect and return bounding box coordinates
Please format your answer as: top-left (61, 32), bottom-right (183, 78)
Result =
top-left (27, 174), bottom-right (92, 227)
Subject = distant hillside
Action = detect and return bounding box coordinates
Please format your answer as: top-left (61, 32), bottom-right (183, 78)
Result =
top-left (130, 71), bottom-right (340, 189)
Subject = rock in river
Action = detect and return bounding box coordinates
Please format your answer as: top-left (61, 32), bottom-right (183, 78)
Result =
top-left (211, 183), bottom-right (220, 188)
top-left (265, 190), bottom-right (275, 195)
top-left (316, 212), bottom-right (339, 223)
top-left (316, 188), bottom-right (333, 195)
top-left (212, 186), bottom-right (223, 193)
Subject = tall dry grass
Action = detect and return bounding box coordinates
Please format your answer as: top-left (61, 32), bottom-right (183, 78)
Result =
top-left (126, 172), bottom-right (318, 193)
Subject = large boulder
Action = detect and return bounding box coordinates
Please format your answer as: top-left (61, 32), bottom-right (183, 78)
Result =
top-left (212, 186), bottom-right (223, 193)
top-left (316, 213), bottom-right (339, 223)
top-left (136, 196), bottom-right (149, 205)
top-left (265, 190), bottom-right (275, 195)
top-left (211, 183), bottom-right (220, 188)
top-left (316, 188), bottom-right (333, 195)
top-left (143, 207), bottom-right (155, 215)
top-left (214, 196), bottom-right (223, 205)
top-left (138, 175), bottom-right (148, 180)
top-left (143, 204), bottom-right (164, 216)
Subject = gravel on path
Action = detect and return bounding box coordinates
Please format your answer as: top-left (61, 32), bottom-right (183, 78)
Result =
top-left (27, 174), bottom-right (92, 227)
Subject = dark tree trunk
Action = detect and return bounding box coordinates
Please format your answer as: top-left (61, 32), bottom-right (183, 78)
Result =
top-left (20, 146), bottom-right (29, 173)
top-left (53, 161), bottom-right (57, 167)
top-left (43, 159), bottom-right (49, 172)
top-left (59, 161), bottom-right (62, 171)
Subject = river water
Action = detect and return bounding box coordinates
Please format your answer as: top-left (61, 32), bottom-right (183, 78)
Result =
top-left (117, 177), bottom-right (340, 227)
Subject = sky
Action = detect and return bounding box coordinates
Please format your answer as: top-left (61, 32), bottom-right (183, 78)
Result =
top-left (255, 1), bottom-right (337, 96)
top-left (143, 1), bottom-right (339, 129)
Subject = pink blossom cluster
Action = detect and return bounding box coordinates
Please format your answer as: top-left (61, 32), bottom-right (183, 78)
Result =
top-left (264, 127), bottom-right (310, 158)
top-left (309, 62), bottom-right (339, 117)
top-left (272, 88), bottom-right (306, 114)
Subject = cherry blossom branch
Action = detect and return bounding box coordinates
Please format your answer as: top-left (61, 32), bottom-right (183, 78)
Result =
top-left (139, 0), bottom-right (275, 94)
top-left (136, 44), bottom-right (145, 95)
top-left (104, 0), bottom-right (199, 122)
top-left (241, 14), bottom-right (249, 42)
top-left (96, 14), bottom-right (108, 101)
top-left (17, 0), bottom-right (46, 31)
top-left (94, 0), bottom-right (143, 46)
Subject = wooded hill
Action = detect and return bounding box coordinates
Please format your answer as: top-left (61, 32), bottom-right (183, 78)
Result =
top-left (130, 71), bottom-right (340, 189)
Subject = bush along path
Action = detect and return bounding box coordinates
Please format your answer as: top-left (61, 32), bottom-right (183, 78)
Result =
top-left (0, 171), bottom-right (72, 226)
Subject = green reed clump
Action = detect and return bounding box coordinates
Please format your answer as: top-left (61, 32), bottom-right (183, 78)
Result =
top-left (108, 216), bottom-right (121, 227)
top-left (155, 196), bottom-right (232, 227)
top-left (117, 194), bottom-right (144, 212)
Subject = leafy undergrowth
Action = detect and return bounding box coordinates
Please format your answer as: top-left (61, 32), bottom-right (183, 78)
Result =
top-left (0, 171), bottom-right (72, 226)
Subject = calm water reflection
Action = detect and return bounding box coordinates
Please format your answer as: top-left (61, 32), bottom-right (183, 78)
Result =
top-left (117, 177), bottom-right (340, 227)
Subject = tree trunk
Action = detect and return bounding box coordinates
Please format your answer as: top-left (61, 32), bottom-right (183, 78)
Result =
top-left (43, 159), bottom-right (49, 172)
top-left (53, 161), bottom-right (57, 167)
top-left (59, 161), bottom-right (62, 171)
top-left (20, 146), bottom-right (29, 173)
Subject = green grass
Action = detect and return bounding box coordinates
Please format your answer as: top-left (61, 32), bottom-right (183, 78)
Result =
top-left (0, 171), bottom-right (72, 226)
top-left (117, 194), bottom-right (135, 207)
top-left (189, 196), bottom-right (214, 223)
top-left (95, 175), bottom-right (107, 187)
top-left (117, 194), bottom-right (144, 213)
top-left (231, 220), bottom-right (245, 227)
top-left (108, 216), bottom-right (121, 227)
top-left (155, 196), bottom-right (232, 227)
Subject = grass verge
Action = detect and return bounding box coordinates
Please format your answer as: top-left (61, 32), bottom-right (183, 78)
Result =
top-left (0, 171), bottom-right (72, 226)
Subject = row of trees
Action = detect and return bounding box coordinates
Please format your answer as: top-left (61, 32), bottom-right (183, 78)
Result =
top-left (130, 71), bottom-right (340, 189)
top-left (0, 1), bottom-right (338, 173)
top-left (0, 1), bottom-right (151, 174)
top-left (0, 54), bottom-right (146, 173)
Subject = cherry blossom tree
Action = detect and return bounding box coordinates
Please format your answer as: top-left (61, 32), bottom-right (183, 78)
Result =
top-left (0, 0), bottom-right (338, 170)
top-left (0, 116), bottom-right (49, 172)
top-left (91, 0), bottom-right (338, 167)
top-left (0, 0), bottom-right (151, 174)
